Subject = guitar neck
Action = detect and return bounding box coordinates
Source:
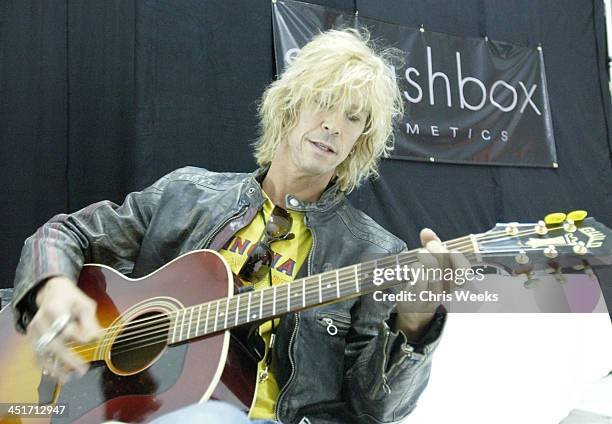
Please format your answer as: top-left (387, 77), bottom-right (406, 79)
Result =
top-left (166, 216), bottom-right (612, 344)
top-left (168, 234), bottom-right (480, 344)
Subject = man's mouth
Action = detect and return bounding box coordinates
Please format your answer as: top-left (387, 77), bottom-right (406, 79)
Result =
top-left (308, 139), bottom-right (335, 154)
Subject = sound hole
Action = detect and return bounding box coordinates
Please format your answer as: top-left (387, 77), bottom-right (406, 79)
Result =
top-left (110, 310), bottom-right (170, 374)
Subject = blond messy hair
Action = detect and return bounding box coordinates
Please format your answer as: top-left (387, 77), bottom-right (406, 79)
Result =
top-left (254, 28), bottom-right (404, 193)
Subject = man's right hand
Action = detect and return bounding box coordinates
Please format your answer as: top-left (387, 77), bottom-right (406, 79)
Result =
top-left (27, 276), bottom-right (102, 383)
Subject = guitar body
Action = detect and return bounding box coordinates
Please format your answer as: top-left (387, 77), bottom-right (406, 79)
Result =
top-left (0, 250), bottom-right (257, 423)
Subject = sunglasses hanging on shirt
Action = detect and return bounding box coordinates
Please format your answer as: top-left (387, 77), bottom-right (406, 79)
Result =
top-left (238, 205), bottom-right (295, 382)
top-left (238, 206), bottom-right (294, 285)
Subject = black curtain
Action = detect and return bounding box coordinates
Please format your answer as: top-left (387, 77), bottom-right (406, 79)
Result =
top-left (1, 0), bottom-right (611, 289)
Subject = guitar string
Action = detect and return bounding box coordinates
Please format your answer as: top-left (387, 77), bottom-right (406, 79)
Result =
top-left (69, 225), bottom-right (571, 356)
top-left (67, 224), bottom-right (550, 342)
top-left (0, 225), bottom-right (572, 380)
top-left (67, 224), bottom-right (557, 343)
top-left (101, 222), bottom-right (567, 340)
top-left (67, 231), bottom-right (496, 354)
top-left (1, 254), bottom-right (478, 382)
top-left (106, 234), bottom-right (579, 360)
top-left (67, 224), bottom-right (568, 356)
top-left (84, 256), bottom-right (488, 358)
top-left (75, 245), bottom-right (555, 357)
top-left (63, 235), bottom-right (471, 343)
top-left (0, 249), bottom-right (568, 383)
top-left (96, 231), bottom-right (580, 358)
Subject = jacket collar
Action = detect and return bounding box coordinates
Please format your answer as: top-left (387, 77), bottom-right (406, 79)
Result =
top-left (247, 164), bottom-right (344, 213)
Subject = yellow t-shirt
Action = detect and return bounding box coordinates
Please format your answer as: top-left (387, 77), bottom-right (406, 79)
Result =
top-left (218, 192), bottom-right (312, 419)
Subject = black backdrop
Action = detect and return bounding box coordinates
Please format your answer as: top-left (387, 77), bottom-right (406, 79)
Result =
top-left (1, 0), bottom-right (611, 290)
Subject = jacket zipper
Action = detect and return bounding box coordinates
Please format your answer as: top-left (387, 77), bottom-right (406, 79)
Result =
top-left (378, 329), bottom-right (394, 395)
top-left (274, 313), bottom-right (300, 421)
top-left (197, 204), bottom-right (248, 250)
top-left (306, 216), bottom-right (316, 280)
top-left (275, 214), bottom-right (316, 421)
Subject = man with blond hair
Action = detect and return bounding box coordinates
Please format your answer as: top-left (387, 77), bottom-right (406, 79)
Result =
top-left (13, 28), bottom-right (462, 423)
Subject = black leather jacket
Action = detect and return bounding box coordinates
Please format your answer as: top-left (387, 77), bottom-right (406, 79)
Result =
top-left (13, 166), bottom-right (446, 424)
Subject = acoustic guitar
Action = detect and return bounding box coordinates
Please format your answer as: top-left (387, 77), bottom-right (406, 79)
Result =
top-left (0, 214), bottom-right (610, 423)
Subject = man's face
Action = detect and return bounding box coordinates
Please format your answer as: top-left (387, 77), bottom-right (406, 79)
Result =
top-left (275, 101), bottom-right (367, 180)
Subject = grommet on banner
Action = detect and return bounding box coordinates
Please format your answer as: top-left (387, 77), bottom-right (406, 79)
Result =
top-left (429, 157), bottom-right (435, 162)
top-left (552, 162), bottom-right (558, 168)
top-left (484, 35), bottom-right (489, 42)
top-left (419, 24), bottom-right (425, 33)
top-left (272, 0), bottom-right (277, 3)
top-left (537, 43), bottom-right (542, 51)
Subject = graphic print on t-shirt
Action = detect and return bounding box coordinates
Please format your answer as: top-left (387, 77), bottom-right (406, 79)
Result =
top-left (221, 235), bottom-right (297, 278)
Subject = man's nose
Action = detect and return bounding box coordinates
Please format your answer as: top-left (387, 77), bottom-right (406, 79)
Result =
top-left (322, 113), bottom-right (341, 135)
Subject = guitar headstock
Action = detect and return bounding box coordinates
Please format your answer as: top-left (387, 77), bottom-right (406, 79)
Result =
top-left (474, 212), bottom-right (612, 282)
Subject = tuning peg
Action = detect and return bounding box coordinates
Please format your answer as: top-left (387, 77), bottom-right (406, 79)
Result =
top-left (523, 272), bottom-right (541, 288)
top-left (515, 250), bottom-right (530, 264)
top-left (505, 222), bottom-right (519, 236)
top-left (553, 268), bottom-right (566, 284)
top-left (544, 245), bottom-right (558, 258)
top-left (544, 212), bottom-right (566, 226)
top-left (563, 219), bottom-right (577, 233)
top-left (534, 220), bottom-right (548, 235)
top-left (573, 261), bottom-right (595, 278)
top-left (544, 267), bottom-right (565, 283)
top-left (572, 241), bottom-right (587, 255)
top-left (567, 210), bottom-right (588, 222)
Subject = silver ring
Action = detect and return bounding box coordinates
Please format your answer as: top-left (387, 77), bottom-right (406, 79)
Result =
top-left (41, 355), bottom-right (59, 377)
top-left (35, 313), bottom-right (72, 355)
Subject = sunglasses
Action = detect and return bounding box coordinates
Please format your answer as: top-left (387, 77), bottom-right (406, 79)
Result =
top-left (238, 206), bottom-right (294, 284)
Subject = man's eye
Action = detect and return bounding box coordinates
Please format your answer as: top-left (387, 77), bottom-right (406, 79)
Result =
top-left (347, 115), bottom-right (361, 122)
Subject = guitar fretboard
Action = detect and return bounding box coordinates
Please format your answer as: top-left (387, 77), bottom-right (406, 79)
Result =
top-left (167, 246), bottom-right (475, 344)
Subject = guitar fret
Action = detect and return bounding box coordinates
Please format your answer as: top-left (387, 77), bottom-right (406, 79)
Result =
top-left (354, 266), bottom-right (359, 293)
top-left (258, 290), bottom-right (264, 320)
top-left (318, 274), bottom-right (322, 303)
top-left (302, 279), bottom-right (306, 307)
top-left (272, 286), bottom-right (277, 316)
top-left (235, 295), bottom-right (240, 326)
top-left (336, 270), bottom-right (340, 298)
top-left (287, 283), bottom-right (291, 312)
top-left (395, 256), bottom-right (402, 289)
top-left (213, 300), bottom-right (220, 331)
top-left (246, 292), bottom-right (252, 323)
top-left (470, 234), bottom-right (482, 262)
top-left (224, 298), bottom-right (230, 329)
top-left (195, 304), bottom-right (202, 336)
top-left (370, 259), bottom-right (377, 289)
top-left (179, 308), bottom-right (186, 341)
top-left (188, 307), bottom-right (194, 339)
top-left (204, 303), bottom-right (210, 334)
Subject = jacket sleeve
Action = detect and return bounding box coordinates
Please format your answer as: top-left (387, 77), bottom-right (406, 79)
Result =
top-left (11, 171), bottom-right (176, 333)
top-left (343, 245), bottom-right (447, 423)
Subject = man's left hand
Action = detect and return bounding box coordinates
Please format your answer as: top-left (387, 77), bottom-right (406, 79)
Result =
top-left (393, 228), bottom-right (471, 342)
